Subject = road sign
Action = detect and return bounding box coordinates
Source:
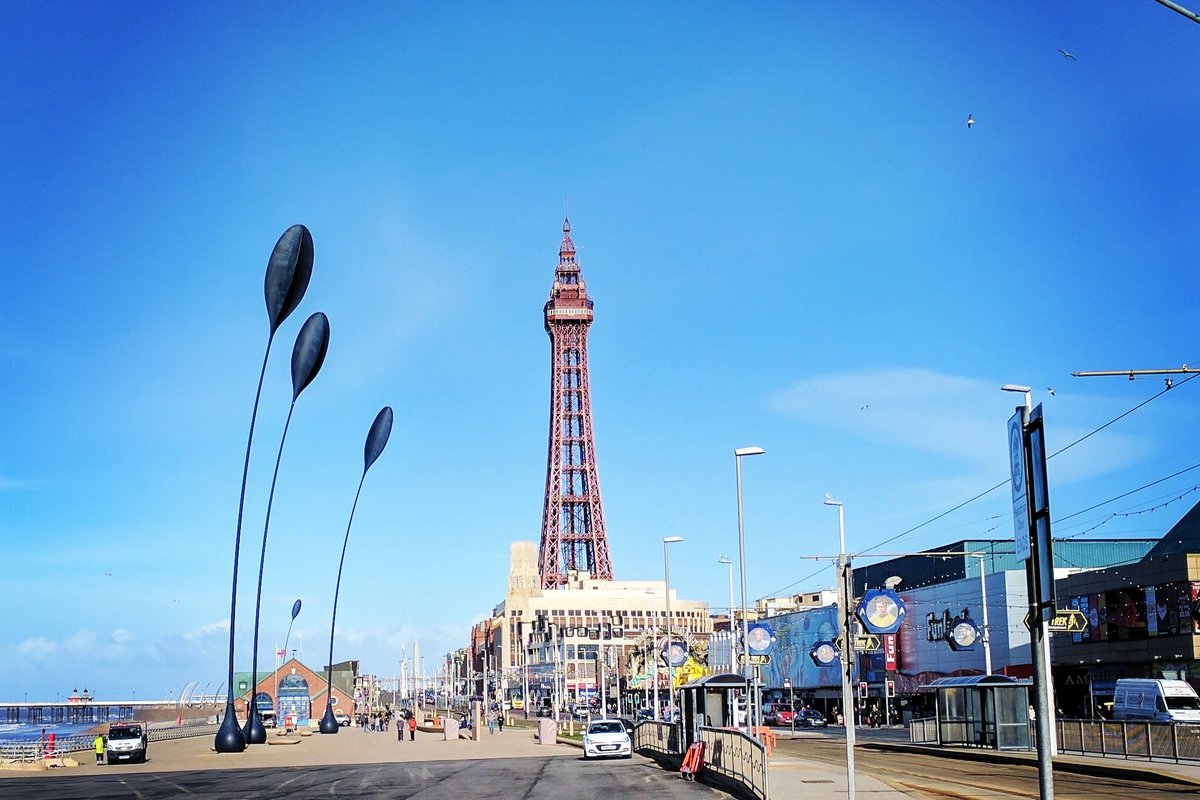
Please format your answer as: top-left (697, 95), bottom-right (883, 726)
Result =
top-left (1009, 409), bottom-right (1030, 561)
top-left (737, 653), bottom-right (771, 665)
top-left (1047, 609), bottom-right (1088, 633)
top-left (853, 634), bottom-right (882, 652)
top-left (1024, 608), bottom-right (1088, 633)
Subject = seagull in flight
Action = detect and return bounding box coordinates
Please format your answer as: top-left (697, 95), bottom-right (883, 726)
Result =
top-left (1058, 49), bottom-right (1076, 60)
top-left (966, 114), bottom-right (974, 128)
top-left (1047, 387), bottom-right (1056, 396)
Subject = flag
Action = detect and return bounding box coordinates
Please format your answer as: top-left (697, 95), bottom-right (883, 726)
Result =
top-left (277, 648), bottom-right (286, 659)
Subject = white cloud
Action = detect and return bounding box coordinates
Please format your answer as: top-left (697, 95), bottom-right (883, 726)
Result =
top-left (17, 637), bottom-right (56, 659)
top-left (112, 629), bottom-right (137, 644)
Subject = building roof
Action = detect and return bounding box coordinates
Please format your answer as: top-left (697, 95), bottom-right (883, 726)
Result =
top-left (1140, 498), bottom-right (1200, 562)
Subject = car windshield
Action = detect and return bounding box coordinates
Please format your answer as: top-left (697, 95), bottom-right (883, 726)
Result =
top-left (588, 721), bottom-right (624, 734)
top-left (109, 727), bottom-right (142, 740)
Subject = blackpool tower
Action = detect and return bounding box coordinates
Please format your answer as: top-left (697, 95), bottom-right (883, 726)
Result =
top-left (538, 219), bottom-right (614, 588)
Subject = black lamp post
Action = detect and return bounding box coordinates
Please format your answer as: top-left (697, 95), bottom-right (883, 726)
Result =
top-left (244, 312), bottom-right (329, 744)
top-left (320, 406), bottom-right (394, 734)
top-left (216, 225), bottom-right (314, 754)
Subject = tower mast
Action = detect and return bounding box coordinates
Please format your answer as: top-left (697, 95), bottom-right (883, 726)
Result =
top-left (538, 218), bottom-right (614, 588)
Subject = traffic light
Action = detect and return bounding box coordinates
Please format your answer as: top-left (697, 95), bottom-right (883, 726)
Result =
top-left (858, 681), bottom-right (868, 699)
top-left (886, 679), bottom-right (896, 697)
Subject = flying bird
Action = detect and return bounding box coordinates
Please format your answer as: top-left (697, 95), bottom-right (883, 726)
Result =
top-left (1047, 387), bottom-right (1056, 396)
top-left (966, 114), bottom-right (975, 128)
top-left (860, 404), bottom-right (870, 411)
top-left (1057, 49), bottom-right (1077, 60)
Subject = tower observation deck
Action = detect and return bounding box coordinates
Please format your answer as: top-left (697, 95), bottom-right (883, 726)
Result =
top-left (538, 219), bottom-right (613, 588)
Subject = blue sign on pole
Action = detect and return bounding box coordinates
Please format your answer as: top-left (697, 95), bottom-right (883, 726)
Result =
top-left (857, 589), bottom-right (906, 635)
top-left (1009, 409), bottom-right (1031, 562)
top-left (745, 623), bottom-right (776, 654)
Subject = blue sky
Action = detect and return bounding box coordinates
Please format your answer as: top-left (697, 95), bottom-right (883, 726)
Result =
top-left (2, 3), bottom-right (1198, 701)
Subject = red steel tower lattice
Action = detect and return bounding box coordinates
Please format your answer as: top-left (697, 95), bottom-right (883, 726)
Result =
top-left (538, 219), bottom-right (613, 588)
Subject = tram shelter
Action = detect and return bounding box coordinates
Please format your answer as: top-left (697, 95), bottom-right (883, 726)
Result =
top-left (925, 674), bottom-right (1031, 750)
top-left (678, 672), bottom-right (747, 749)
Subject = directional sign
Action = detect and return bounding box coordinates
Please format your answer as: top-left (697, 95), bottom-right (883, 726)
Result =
top-left (853, 634), bottom-right (882, 652)
top-left (1024, 608), bottom-right (1088, 633)
top-left (1047, 609), bottom-right (1088, 633)
top-left (737, 653), bottom-right (771, 666)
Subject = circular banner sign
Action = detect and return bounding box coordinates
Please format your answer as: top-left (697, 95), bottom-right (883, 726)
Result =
top-left (856, 588), bottom-right (906, 635)
top-left (947, 617), bottom-right (980, 651)
top-left (810, 640), bottom-right (839, 667)
top-left (745, 623), bottom-right (776, 654)
top-left (661, 638), bottom-right (689, 667)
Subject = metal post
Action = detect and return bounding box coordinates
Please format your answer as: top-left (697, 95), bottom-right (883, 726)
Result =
top-left (974, 553), bottom-right (993, 675)
top-left (827, 494), bottom-right (855, 800)
top-left (734, 446), bottom-right (765, 734)
top-left (664, 536), bottom-right (683, 723)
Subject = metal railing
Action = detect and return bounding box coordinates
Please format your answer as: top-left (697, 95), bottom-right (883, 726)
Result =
top-left (1055, 719), bottom-right (1200, 764)
top-left (699, 726), bottom-right (768, 800)
top-left (910, 716), bottom-right (1200, 764)
top-left (0, 720), bottom-right (218, 763)
top-left (633, 719), bottom-right (680, 756)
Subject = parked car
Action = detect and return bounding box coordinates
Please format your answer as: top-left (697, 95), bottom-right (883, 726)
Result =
top-left (582, 719), bottom-right (632, 760)
top-left (635, 708), bottom-right (655, 721)
top-left (333, 709), bottom-right (351, 727)
top-left (761, 702), bottom-right (795, 726)
top-left (797, 708), bottom-right (827, 727)
top-left (535, 705), bottom-right (554, 718)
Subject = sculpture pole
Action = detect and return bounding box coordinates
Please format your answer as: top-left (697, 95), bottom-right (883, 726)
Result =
top-left (244, 312), bottom-right (329, 744)
top-left (216, 225), bottom-right (314, 754)
top-left (320, 407), bottom-right (394, 734)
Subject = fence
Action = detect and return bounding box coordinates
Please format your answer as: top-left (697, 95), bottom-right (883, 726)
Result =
top-left (910, 716), bottom-right (1200, 765)
top-left (633, 721), bottom-right (767, 800)
top-left (0, 720), bottom-right (218, 763)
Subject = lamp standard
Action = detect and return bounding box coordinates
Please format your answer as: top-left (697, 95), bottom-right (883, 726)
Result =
top-left (717, 555), bottom-right (735, 650)
top-left (734, 446), bottom-right (765, 734)
top-left (663, 536), bottom-right (684, 721)
top-left (644, 588), bottom-right (659, 718)
top-left (825, 492), bottom-right (855, 800)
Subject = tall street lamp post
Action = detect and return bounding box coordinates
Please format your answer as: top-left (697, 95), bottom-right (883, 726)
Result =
top-left (825, 492), bottom-right (855, 800)
top-left (663, 536), bottom-right (684, 721)
top-left (644, 588), bottom-right (659, 718)
top-left (717, 555), bottom-right (735, 648)
top-left (734, 446), bottom-right (765, 734)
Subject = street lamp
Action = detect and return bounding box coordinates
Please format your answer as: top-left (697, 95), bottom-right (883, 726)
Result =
top-left (663, 536), bottom-right (684, 722)
top-left (734, 445), bottom-right (765, 734)
top-left (824, 492), bottom-right (855, 800)
top-left (644, 588), bottom-right (659, 719)
top-left (717, 555), bottom-right (735, 642)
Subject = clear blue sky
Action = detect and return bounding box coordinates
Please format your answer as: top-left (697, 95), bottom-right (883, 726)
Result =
top-left (3, 3), bottom-right (1198, 701)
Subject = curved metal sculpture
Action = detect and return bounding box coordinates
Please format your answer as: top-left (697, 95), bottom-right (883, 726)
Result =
top-left (244, 312), bottom-right (330, 744)
top-left (216, 225), bottom-right (314, 754)
top-left (320, 406), bottom-right (394, 734)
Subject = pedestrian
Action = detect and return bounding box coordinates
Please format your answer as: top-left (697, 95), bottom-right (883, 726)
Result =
top-left (487, 709), bottom-right (497, 735)
top-left (408, 712), bottom-right (417, 741)
top-left (497, 710), bottom-right (505, 735)
top-left (397, 713), bottom-right (404, 743)
top-left (93, 733), bottom-right (105, 766)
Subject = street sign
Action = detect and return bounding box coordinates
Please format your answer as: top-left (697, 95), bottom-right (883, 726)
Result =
top-left (1024, 608), bottom-right (1088, 633)
top-left (737, 653), bottom-right (771, 665)
top-left (1047, 609), bottom-right (1088, 633)
top-left (853, 634), bottom-right (882, 652)
top-left (1009, 409), bottom-right (1031, 561)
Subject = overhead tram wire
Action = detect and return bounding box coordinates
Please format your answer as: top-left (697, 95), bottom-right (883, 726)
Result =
top-left (760, 374), bottom-right (1197, 600)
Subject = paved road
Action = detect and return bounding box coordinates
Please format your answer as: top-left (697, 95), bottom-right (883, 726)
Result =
top-left (0, 755), bottom-right (725, 800)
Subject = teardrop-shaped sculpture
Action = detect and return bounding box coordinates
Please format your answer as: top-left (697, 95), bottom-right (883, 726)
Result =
top-left (364, 406), bottom-right (393, 474)
top-left (291, 599), bottom-right (302, 620)
top-left (264, 225), bottom-right (314, 335)
top-left (290, 312), bottom-right (329, 400)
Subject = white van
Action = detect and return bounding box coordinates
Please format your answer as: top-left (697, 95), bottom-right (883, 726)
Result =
top-left (1112, 678), bottom-right (1200, 723)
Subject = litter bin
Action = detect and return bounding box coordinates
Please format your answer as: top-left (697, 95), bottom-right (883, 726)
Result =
top-left (537, 718), bottom-right (557, 745)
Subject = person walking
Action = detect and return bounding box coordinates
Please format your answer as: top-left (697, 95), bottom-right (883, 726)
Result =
top-left (93, 733), bottom-right (105, 766)
top-left (497, 710), bottom-right (505, 735)
top-left (397, 712), bottom-right (404, 743)
top-left (487, 708), bottom-right (496, 735)
top-left (407, 712), bottom-right (417, 741)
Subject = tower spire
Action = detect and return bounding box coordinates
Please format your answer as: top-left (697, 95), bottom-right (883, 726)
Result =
top-left (538, 219), bottom-right (613, 588)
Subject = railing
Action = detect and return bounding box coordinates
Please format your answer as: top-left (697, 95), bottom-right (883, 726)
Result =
top-left (699, 726), bottom-right (768, 800)
top-left (1055, 719), bottom-right (1200, 764)
top-left (633, 719), bottom-right (680, 756)
top-left (909, 716), bottom-right (1200, 764)
top-left (0, 720), bottom-right (218, 763)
